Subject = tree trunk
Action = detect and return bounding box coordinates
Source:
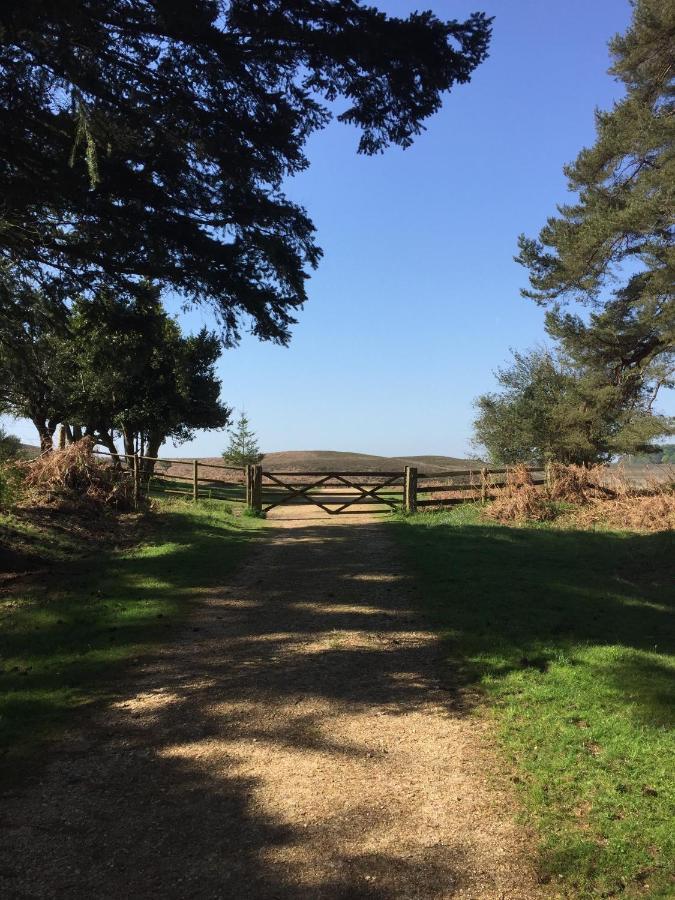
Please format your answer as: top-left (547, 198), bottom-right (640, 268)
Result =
top-left (33, 419), bottom-right (56, 453)
top-left (97, 432), bottom-right (123, 470)
top-left (122, 427), bottom-right (135, 470)
top-left (142, 430), bottom-right (165, 476)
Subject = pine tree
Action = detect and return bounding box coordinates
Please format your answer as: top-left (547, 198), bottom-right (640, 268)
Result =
top-left (472, 348), bottom-right (668, 466)
top-left (0, 1), bottom-right (491, 344)
top-left (517, 0), bottom-right (674, 317)
top-left (222, 413), bottom-right (264, 467)
top-left (515, 0), bottom-right (674, 453)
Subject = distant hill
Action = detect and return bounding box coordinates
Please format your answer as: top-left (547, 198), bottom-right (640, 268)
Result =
top-left (19, 443), bottom-right (41, 459)
top-left (196, 450), bottom-right (481, 474)
top-left (17, 443), bottom-right (480, 476)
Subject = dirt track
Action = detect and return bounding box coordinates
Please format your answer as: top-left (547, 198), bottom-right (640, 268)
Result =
top-left (1, 506), bottom-right (545, 899)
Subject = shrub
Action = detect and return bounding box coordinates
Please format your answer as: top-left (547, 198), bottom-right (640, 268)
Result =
top-left (0, 426), bottom-right (22, 462)
top-left (19, 438), bottom-right (135, 510)
top-left (546, 462), bottom-right (608, 502)
top-left (485, 463), bottom-right (674, 532)
top-left (487, 465), bottom-right (557, 523)
top-left (0, 461), bottom-right (24, 509)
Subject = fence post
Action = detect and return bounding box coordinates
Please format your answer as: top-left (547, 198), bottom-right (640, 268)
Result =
top-left (404, 466), bottom-right (417, 514)
top-left (480, 467), bottom-right (488, 505)
top-left (133, 453), bottom-right (140, 506)
top-left (245, 464), bottom-right (252, 507)
top-left (251, 464), bottom-right (262, 513)
top-left (193, 459), bottom-right (199, 502)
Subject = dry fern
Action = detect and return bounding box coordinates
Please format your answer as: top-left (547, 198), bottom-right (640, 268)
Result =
top-left (19, 438), bottom-right (135, 510)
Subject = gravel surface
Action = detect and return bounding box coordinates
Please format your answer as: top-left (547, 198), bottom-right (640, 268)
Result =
top-left (1, 506), bottom-right (548, 899)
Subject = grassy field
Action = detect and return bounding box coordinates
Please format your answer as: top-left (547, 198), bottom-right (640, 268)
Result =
top-left (0, 499), bottom-right (261, 770)
top-left (161, 448), bottom-right (480, 481)
top-left (390, 505), bottom-right (674, 898)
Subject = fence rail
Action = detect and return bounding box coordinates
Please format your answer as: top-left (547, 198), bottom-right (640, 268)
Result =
top-left (89, 449), bottom-right (546, 514)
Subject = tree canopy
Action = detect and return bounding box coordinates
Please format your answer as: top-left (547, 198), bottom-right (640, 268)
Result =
top-left (0, 0), bottom-right (492, 344)
top-left (473, 347), bottom-right (669, 466)
top-left (516, 0), bottom-right (674, 396)
top-left (0, 424), bottom-right (21, 461)
top-left (0, 285), bottom-right (229, 461)
top-left (496, 0), bottom-right (674, 463)
top-left (0, 285), bottom-right (71, 451)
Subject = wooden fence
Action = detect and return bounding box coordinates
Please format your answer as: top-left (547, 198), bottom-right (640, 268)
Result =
top-left (92, 450), bottom-right (246, 503)
top-left (244, 464), bottom-right (545, 515)
top-left (91, 450), bottom-right (544, 515)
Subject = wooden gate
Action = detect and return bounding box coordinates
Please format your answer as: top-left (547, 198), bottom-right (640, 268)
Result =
top-left (246, 466), bottom-right (406, 515)
top-left (244, 464), bottom-right (545, 516)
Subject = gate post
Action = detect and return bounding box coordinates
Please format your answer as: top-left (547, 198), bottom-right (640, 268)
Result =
top-left (245, 464), bottom-right (252, 507)
top-left (133, 453), bottom-right (141, 507)
top-left (193, 459), bottom-right (199, 503)
top-left (404, 466), bottom-right (417, 514)
top-left (246, 464), bottom-right (262, 513)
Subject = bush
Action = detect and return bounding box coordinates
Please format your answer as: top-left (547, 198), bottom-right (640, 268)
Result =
top-left (0, 461), bottom-right (24, 509)
top-left (19, 438), bottom-right (135, 510)
top-left (487, 465), bottom-right (557, 523)
top-left (485, 463), bottom-right (674, 532)
top-left (0, 426), bottom-right (22, 462)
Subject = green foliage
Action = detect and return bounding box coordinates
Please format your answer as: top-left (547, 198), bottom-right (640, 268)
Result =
top-left (483, 1), bottom-right (675, 466)
top-left (241, 505), bottom-right (267, 520)
top-left (0, 1), bottom-right (491, 343)
top-left (661, 443), bottom-right (675, 464)
top-left (0, 425), bottom-right (22, 461)
top-left (390, 510), bottom-right (675, 897)
top-left (622, 442), bottom-right (675, 464)
top-left (0, 282), bottom-right (230, 462)
top-left (222, 412), bottom-right (264, 467)
top-left (0, 500), bottom-right (261, 763)
top-left (0, 425), bottom-right (24, 509)
top-left (0, 284), bottom-right (71, 450)
top-left (516, 0), bottom-right (674, 427)
top-left (0, 462), bottom-right (23, 509)
top-left (473, 348), bottom-right (669, 464)
top-left (67, 286), bottom-right (230, 463)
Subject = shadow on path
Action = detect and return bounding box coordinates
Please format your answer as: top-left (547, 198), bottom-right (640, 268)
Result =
top-left (0, 516), bottom-right (542, 899)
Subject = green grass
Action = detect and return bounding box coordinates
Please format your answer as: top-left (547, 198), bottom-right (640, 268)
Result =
top-left (148, 475), bottom-right (246, 504)
top-left (0, 499), bottom-right (261, 768)
top-left (389, 505), bottom-right (674, 898)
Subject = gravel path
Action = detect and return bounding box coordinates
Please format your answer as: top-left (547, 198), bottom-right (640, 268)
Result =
top-left (1, 507), bottom-right (545, 899)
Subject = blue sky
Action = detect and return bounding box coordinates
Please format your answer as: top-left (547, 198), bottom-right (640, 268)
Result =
top-left (4, 0), bottom-right (672, 458)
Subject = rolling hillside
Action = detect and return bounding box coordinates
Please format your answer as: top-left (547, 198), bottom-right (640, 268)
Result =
top-left (248, 451), bottom-right (481, 473)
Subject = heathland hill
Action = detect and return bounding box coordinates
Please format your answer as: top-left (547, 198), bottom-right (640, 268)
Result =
top-left (20, 444), bottom-right (480, 475)
top-left (257, 451), bottom-right (480, 472)
top-left (162, 450), bottom-right (482, 480)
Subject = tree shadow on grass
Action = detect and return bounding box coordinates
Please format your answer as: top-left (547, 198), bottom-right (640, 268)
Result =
top-left (388, 519), bottom-right (674, 726)
top-left (0, 507), bottom-right (258, 757)
top-left (1, 516), bottom-right (482, 898)
top-left (1, 513), bottom-right (672, 897)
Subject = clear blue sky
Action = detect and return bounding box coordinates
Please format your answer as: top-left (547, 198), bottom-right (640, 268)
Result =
top-left (4, 0), bottom-right (672, 457)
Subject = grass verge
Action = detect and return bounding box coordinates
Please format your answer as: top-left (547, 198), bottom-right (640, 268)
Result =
top-left (389, 505), bottom-right (674, 898)
top-left (0, 499), bottom-right (261, 771)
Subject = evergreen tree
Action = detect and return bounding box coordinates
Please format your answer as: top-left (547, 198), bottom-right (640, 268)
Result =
top-left (0, 425), bottom-right (21, 461)
top-left (222, 413), bottom-right (264, 467)
top-left (0, 283), bottom-right (72, 451)
top-left (473, 347), bottom-right (669, 466)
top-left (0, 1), bottom-right (491, 344)
top-left (512, 0), bottom-right (673, 457)
top-left (67, 288), bottom-right (231, 471)
top-left (516, 1), bottom-right (673, 406)
top-left (0, 282), bottom-right (230, 465)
